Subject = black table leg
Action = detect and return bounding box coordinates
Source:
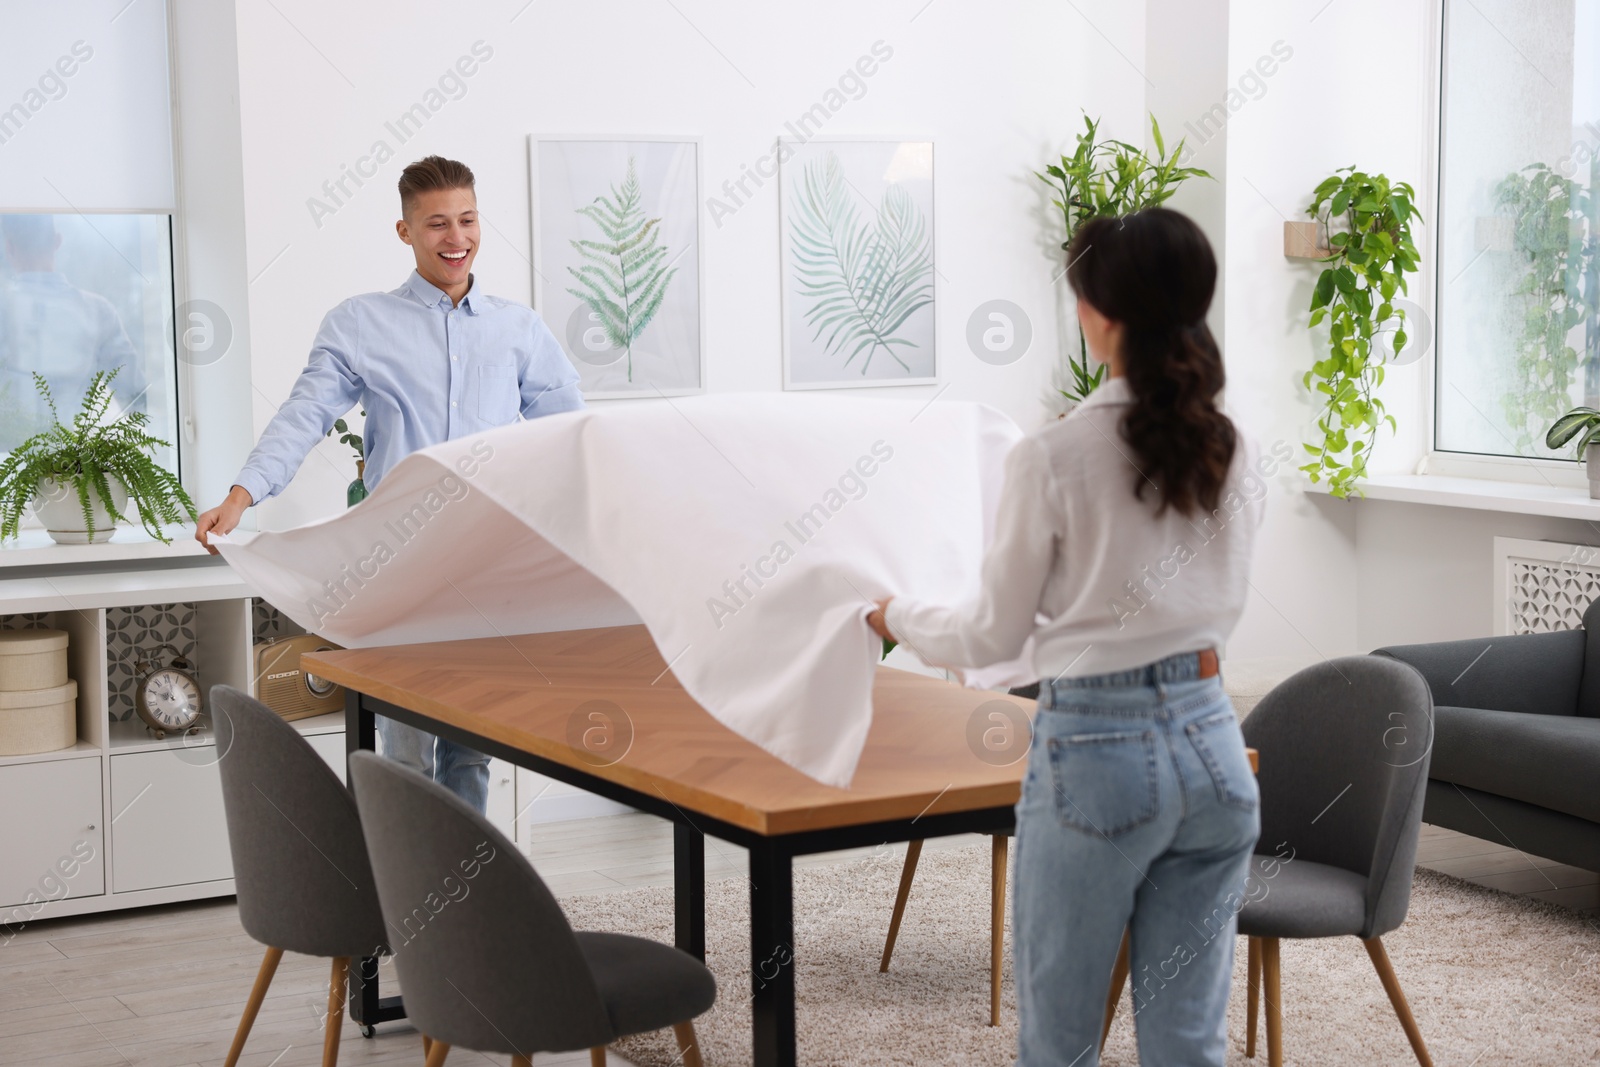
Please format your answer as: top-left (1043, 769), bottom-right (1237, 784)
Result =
top-left (750, 842), bottom-right (796, 1067)
top-left (345, 691), bottom-right (405, 1032)
top-left (674, 821), bottom-right (706, 961)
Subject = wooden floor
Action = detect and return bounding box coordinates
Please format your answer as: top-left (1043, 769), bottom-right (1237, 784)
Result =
top-left (0, 816), bottom-right (1591, 1066)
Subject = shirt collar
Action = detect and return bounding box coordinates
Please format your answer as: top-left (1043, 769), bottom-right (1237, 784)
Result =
top-left (1076, 375), bottom-right (1131, 410)
top-left (402, 270), bottom-right (480, 314)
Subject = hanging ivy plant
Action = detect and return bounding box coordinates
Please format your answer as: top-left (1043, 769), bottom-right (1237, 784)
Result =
top-left (1496, 161), bottom-right (1599, 453)
top-left (1300, 167), bottom-right (1422, 498)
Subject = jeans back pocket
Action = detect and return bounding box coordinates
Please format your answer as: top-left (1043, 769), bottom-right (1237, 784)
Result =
top-left (1046, 728), bottom-right (1159, 838)
top-left (1185, 709), bottom-right (1259, 813)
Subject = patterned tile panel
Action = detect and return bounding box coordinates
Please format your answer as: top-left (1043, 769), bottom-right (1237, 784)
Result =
top-left (106, 603), bottom-right (198, 723)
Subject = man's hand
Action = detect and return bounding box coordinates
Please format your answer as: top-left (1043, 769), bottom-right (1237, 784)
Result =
top-left (866, 596), bottom-right (896, 642)
top-left (194, 485), bottom-right (253, 555)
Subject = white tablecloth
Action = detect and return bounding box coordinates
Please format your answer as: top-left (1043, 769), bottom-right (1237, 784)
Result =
top-left (217, 393), bottom-right (1024, 786)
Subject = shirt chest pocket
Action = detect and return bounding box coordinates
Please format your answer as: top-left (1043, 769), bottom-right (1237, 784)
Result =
top-left (475, 364), bottom-right (519, 424)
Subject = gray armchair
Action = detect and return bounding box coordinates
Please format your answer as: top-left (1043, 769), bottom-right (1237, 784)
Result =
top-left (1373, 595), bottom-right (1600, 873)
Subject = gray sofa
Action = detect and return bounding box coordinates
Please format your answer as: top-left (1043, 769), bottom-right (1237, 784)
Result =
top-left (1372, 598), bottom-right (1600, 873)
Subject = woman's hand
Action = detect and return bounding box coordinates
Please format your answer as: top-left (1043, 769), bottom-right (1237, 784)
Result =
top-left (866, 596), bottom-right (895, 642)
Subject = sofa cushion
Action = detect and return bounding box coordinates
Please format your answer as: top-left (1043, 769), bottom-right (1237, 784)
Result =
top-left (1432, 705), bottom-right (1600, 823)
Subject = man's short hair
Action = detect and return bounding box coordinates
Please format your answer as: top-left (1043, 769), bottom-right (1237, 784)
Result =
top-left (1, 214), bottom-right (56, 256)
top-left (397, 156), bottom-right (476, 217)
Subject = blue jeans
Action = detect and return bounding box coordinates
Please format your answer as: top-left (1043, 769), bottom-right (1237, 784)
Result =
top-left (1014, 652), bottom-right (1260, 1067)
top-left (376, 714), bottom-right (490, 814)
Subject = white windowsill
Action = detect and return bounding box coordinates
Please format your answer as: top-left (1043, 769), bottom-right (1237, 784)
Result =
top-left (0, 524), bottom-right (212, 571)
top-left (1305, 473), bottom-right (1600, 521)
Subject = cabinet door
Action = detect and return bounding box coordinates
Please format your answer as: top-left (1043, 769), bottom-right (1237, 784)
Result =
top-left (110, 750), bottom-right (232, 892)
top-left (0, 757), bottom-right (105, 909)
top-left (304, 732), bottom-right (346, 784)
top-left (486, 757), bottom-right (516, 842)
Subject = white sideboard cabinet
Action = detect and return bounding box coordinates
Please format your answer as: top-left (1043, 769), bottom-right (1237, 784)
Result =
top-left (0, 558), bottom-right (558, 930)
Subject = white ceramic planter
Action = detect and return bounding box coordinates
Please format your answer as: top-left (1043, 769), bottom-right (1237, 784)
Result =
top-left (1589, 442), bottom-right (1600, 501)
top-left (32, 476), bottom-right (128, 544)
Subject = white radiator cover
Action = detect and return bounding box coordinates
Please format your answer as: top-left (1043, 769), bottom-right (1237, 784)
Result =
top-left (1493, 537), bottom-right (1600, 636)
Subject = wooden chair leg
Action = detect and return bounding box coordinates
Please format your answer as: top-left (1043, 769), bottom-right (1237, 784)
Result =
top-left (1100, 928), bottom-right (1131, 1051)
top-left (1364, 937), bottom-right (1434, 1067)
top-left (879, 839), bottom-right (924, 972)
top-left (322, 957), bottom-right (348, 1067)
top-left (512, 1056), bottom-right (533, 1067)
top-left (1261, 937), bottom-right (1283, 1067)
top-left (589, 1046), bottom-right (606, 1066)
top-left (224, 945), bottom-right (283, 1067)
top-left (423, 1039), bottom-right (450, 1067)
top-left (1246, 935), bottom-right (1260, 1058)
top-left (673, 1020), bottom-right (704, 1067)
top-left (989, 834), bottom-right (1008, 1026)
top-left (422, 1034), bottom-right (432, 1056)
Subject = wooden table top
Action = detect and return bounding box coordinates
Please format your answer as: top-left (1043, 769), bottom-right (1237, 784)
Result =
top-left (304, 625), bottom-right (1034, 837)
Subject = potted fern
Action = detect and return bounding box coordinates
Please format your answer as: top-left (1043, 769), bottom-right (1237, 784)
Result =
top-left (1546, 407), bottom-right (1600, 499)
top-left (0, 369), bottom-right (197, 544)
top-left (1037, 113), bottom-right (1211, 403)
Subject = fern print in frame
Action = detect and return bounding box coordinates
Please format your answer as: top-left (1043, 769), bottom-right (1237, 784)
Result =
top-left (565, 156), bottom-right (677, 383)
top-left (531, 137), bottom-right (704, 398)
top-left (781, 139), bottom-right (936, 389)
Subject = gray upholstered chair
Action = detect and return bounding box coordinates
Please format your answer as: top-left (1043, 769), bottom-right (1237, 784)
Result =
top-left (1236, 657), bottom-right (1435, 1067)
top-left (211, 685), bottom-right (388, 1067)
top-left (348, 749), bottom-right (716, 1067)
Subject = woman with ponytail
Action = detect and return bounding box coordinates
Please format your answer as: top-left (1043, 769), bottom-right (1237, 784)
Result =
top-left (868, 208), bottom-right (1265, 1066)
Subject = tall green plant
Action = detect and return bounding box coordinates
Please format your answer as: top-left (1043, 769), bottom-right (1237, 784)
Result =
top-left (789, 150), bottom-right (934, 374)
top-left (1496, 160), bottom-right (1600, 453)
top-left (566, 157), bottom-right (677, 381)
top-left (1036, 113), bottom-right (1211, 402)
top-left (0, 369), bottom-right (196, 542)
top-left (1300, 168), bottom-right (1422, 498)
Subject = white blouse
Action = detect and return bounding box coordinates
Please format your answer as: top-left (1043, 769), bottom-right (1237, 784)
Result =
top-left (884, 377), bottom-right (1272, 682)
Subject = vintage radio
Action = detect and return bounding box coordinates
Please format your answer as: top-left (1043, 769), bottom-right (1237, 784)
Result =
top-left (254, 634), bottom-right (345, 720)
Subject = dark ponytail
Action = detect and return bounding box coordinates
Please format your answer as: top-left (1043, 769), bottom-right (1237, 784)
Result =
top-left (1065, 208), bottom-right (1236, 517)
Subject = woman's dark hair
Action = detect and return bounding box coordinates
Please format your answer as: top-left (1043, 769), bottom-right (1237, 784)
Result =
top-left (1065, 207), bottom-right (1236, 517)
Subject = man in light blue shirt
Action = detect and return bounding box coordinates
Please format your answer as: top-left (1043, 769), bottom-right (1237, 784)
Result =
top-left (196, 156), bottom-right (584, 812)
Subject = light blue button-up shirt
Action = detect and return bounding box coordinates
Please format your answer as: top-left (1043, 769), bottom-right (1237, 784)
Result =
top-left (234, 271), bottom-right (584, 503)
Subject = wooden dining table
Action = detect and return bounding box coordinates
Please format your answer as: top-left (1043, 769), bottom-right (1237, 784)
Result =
top-left (304, 624), bottom-right (1034, 1067)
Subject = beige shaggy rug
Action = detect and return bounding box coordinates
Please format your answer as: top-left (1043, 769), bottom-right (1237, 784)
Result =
top-left (558, 840), bottom-right (1600, 1066)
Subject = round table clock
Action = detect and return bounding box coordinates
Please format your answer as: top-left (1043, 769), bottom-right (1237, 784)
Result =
top-left (134, 647), bottom-right (203, 738)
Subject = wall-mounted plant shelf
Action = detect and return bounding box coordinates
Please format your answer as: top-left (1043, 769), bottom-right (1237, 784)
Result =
top-left (1283, 220), bottom-right (1330, 258)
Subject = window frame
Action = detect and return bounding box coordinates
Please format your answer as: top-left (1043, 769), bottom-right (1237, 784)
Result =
top-left (1428, 0), bottom-right (1593, 481)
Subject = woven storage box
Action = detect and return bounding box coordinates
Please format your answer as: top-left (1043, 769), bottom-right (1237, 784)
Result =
top-left (0, 629), bottom-right (68, 691)
top-left (0, 679), bottom-right (78, 755)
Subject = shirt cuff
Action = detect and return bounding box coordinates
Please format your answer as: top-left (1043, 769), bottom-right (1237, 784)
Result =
top-left (884, 597), bottom-right (917, 651)
top-left (232, 469), bottom-right (273, 507)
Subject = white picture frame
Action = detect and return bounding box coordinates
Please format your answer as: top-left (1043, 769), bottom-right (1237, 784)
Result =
top-left (779, 137), bottom-right (937, 390)
top-left (529, 136), bottom-right (705, 399)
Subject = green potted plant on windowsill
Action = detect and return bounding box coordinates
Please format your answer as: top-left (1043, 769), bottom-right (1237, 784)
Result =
top-left (1546, 407), bottom-right (1600, 499)
top-left (326, 409), bottom-right (367, 507)
top-left (0, 369), bottom-right (197, 544)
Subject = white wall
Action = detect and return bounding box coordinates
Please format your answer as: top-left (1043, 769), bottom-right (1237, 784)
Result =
top-left (213, 0), bottom-right (1147, 530)
top-left (179, 0), bottom-right (1599, 664)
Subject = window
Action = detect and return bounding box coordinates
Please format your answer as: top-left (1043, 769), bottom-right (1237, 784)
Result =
top-left (1436, 0), bottom-right (1599, 461)
top-left (0, 2), bottom-right (179, 470)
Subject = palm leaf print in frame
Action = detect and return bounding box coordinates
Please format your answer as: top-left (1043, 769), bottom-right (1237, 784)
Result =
top-left (789, 150), bottom-right (934, 375)
top-left (565, 156), bottom-right (677, 381)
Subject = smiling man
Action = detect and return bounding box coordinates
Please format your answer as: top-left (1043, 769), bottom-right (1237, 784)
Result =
top-left (194, 155), bottom-right (584, 811)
